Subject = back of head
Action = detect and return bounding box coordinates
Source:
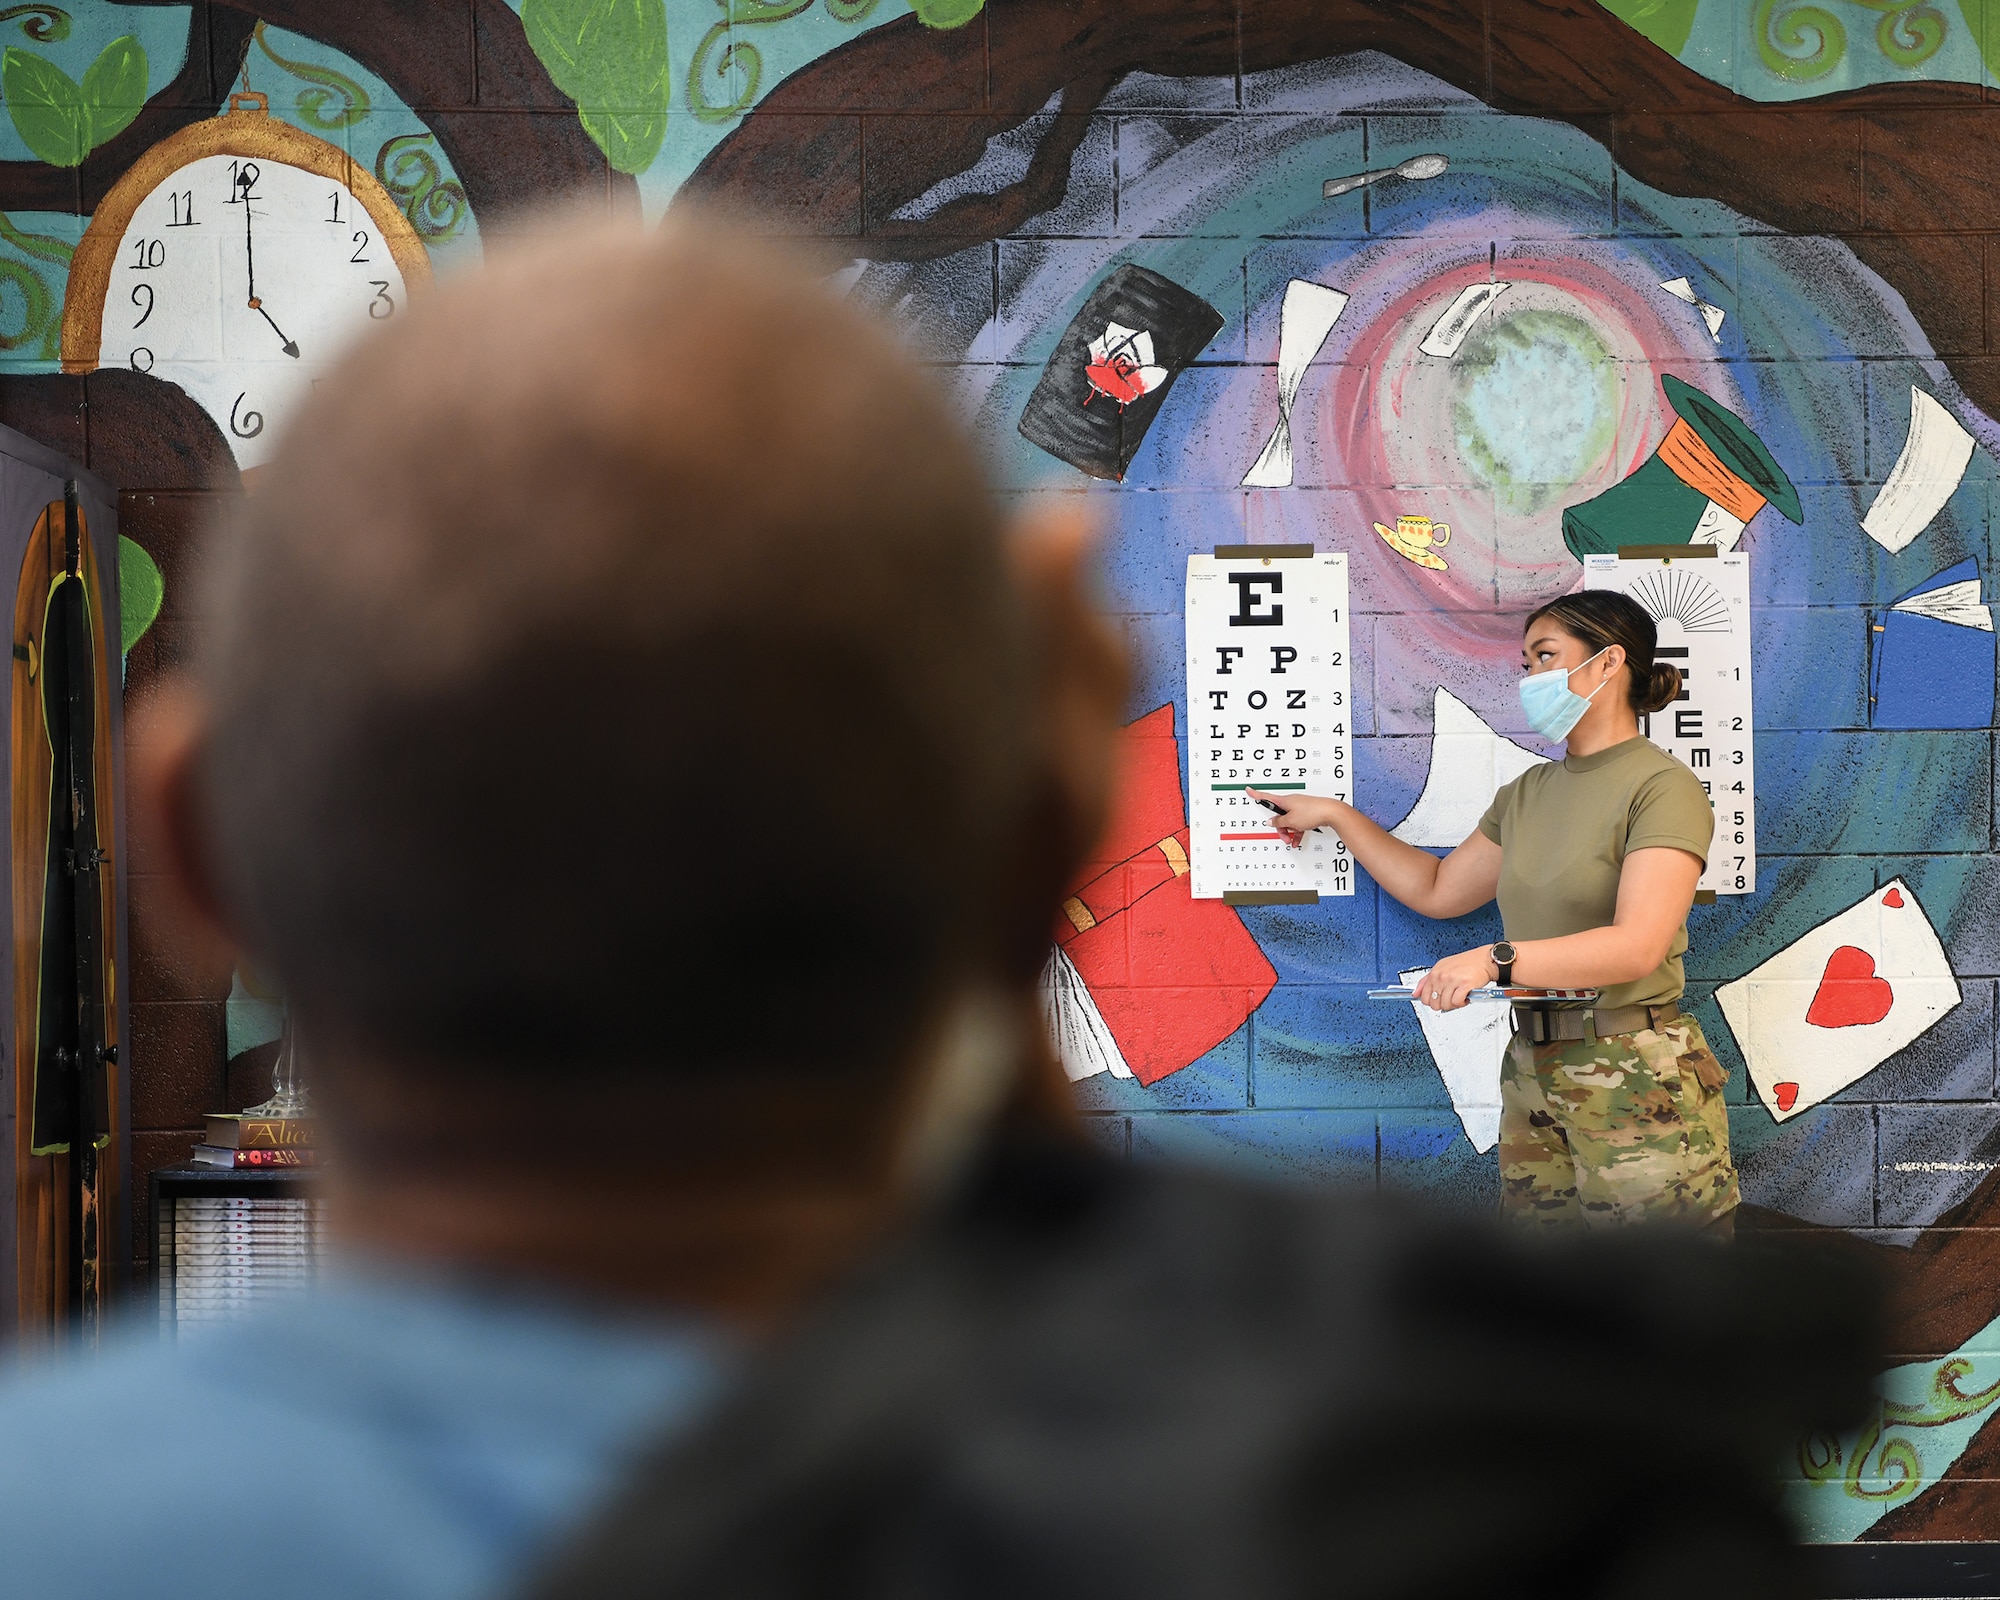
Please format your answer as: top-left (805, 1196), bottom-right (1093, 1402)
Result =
top-left (1526, 589), bottom-right (1681, 715)
top-left (195, 215), bottom-right (1034, 1088)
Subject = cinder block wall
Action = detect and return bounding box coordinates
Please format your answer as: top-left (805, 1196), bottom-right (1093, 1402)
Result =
top-left (25, 0), bottom-right (2000, 1542)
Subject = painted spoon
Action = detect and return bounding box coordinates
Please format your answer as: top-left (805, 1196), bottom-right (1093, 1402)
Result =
top-left (1321, 153), bottom-right (1450, 200)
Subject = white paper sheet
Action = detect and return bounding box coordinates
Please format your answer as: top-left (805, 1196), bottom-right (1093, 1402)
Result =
top-left (1659, 276), bottom-right (1726, 343)
top-left (1418, 281), bottom-right (1510, 358)
top-left (1863, 388), bottom-right (1976, 554)
top-left (1389, 687), bottom-right (1548, 848)
top-left (1400, 966), bottom-right (1506, 1153)
top-left (1242, 279), bottom-right (1348, 489)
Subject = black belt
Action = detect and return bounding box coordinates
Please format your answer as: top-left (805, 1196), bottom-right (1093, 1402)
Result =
top-left (1511, 1002), bottom-right (1678, 1044)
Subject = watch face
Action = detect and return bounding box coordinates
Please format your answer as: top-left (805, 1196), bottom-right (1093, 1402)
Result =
top-left (96, 153), bottom-right (412, 469)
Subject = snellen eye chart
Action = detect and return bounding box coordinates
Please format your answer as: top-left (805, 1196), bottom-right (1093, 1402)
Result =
top-left (1583, 552), bottom-right (1756, 896)
top-left (1184, 550), bottom-right (1353, 899)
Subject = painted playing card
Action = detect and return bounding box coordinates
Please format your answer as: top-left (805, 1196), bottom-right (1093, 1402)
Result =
top-left (1400, 966), bottom-right (1506, 1152)
top-left (1715, 878), bottom-right (1960, 1122)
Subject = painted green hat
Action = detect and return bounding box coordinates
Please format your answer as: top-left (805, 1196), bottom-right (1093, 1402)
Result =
top-left (1562, 374), bottom-right (1803, 560)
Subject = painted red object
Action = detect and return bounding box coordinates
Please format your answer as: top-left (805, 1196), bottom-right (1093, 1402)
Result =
top-left (1806, 944), bottom-right (1895, 1029)
top-left (1883, 887), bottom-right (1906, 908)
top-left (1085, 351), bottom-right (1149, 406)
top-left (1055, 705), bottom-right (1277, 1086)
top-left (1774, 1081), bottom-right (1801, 1113)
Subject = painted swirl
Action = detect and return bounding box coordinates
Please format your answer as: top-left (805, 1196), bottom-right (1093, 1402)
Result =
top-left (0, 211), bottom-right (67, 359)
top-left (1860, 0), bottom-right (1947, 65)
top-left (374, 133), bottom-right (469, 241)
top-left (254, 21), bottom-right (370, 131)
top-left (0, 5), bottom-right (66, 42)
top-left (1755, 0), bottom-right (1846, 79)
top-left (1822, 1360), bottom-right (2000, 1503)
top-left (0, 255), bottom-right (52, 355)
top-left (688, 0), bottom-right (892, 123)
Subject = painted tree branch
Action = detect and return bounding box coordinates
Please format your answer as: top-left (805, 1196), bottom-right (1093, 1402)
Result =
top-left (687, 0), bottom-right (2000, 418)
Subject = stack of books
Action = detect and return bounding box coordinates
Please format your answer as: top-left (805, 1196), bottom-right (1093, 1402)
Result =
top-left (190, 1112), bottom-right (318, 1169)
top-left (161, 1194), bottom-right (326, 1330)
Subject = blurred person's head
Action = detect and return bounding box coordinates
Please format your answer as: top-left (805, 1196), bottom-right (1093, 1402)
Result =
top-left (140, 212), bottom-right (1126, 1317)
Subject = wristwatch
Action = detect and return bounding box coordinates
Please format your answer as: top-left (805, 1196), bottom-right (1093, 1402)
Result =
top-left (1490, 941), bottom-right (1517, 986)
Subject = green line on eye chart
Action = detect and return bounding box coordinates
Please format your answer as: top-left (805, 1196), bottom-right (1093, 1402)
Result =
top-left (1211, 782), bottom-right (1306, 790)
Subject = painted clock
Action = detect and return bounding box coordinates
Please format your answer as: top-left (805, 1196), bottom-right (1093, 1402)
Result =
top-left (61, 91), bottom-right (432, 470)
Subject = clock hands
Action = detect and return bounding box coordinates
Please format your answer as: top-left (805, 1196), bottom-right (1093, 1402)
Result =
top-left (251, 300), bottom-right (299, 359)
top-left (237, 167), bottom-right (300, 360)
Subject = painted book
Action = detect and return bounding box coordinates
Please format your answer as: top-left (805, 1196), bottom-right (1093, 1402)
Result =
top-left (1869, 557), bottom-right (1995, 730)
top-left (1042, 705), bottom-right (1277, 1086)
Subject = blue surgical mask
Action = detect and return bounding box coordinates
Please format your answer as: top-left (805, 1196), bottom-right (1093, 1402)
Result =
top-left (1519, 647), bottom-right (1611, 741)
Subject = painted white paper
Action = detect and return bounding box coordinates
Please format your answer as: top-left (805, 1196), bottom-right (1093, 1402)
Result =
top-left (1716, 878), bottom-right (1960, 1122)
top-left (1400, 965), bottom-right (1506, 1153)
top-left (1184, 551), bottom-right (1354, 898)
top-left (1242, 279), bottom-right (1348, 489)
top-left (1863, 388), bottom-right (1976, 554)
top-left (1389, 687), bottom-right (1548, 848)
top-left (1659, 276), bottom-right (1726, 343)
top-left (1418, 281), bottom-right (1510, 358)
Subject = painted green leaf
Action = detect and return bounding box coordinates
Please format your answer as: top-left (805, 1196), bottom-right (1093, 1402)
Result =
top-left (117, 533), bottom-right (162, 655)
top-left (911, 0), bottom-right (985, 27)
top-left (523, 0), bottom-right (671, 175)
top-left (2, 45), bottom-right (84, 166)
top-left (1595, 0), bottom-right (1700, 58)
top-left (79, 34), bottom-right (147, 152)
top-left (2, 35), bottom-right (148, 168)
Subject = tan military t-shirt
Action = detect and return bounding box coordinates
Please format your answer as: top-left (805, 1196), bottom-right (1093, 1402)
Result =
top-left (1477, 736), bottom-right (1715, 1010)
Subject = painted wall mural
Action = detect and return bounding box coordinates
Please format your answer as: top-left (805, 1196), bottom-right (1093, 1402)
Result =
top-left (17, 0), bottom-right (2000, 1549)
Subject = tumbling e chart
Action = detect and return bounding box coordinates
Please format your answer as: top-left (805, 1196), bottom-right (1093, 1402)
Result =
top-left (1583, 553), bottom-right (1756, 895)
top-left (1184, 551), bottom-right (1354, 898)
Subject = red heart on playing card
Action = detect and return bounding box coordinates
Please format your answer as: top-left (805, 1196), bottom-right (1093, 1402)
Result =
top-left (1774, 1082), bottom-right (1800, 1113)
top-left (1806, 944), bottom-right (1894, 1029)
top-left (1883, 888), bottom-right (1905, 908)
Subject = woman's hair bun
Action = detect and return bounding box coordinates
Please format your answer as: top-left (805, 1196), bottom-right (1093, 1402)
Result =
top-left (1640, 660), bottom-right (1682, 716)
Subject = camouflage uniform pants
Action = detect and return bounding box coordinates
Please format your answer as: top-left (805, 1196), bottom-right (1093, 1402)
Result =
top-left (1498, 1013), bottom-right (1739, 1231)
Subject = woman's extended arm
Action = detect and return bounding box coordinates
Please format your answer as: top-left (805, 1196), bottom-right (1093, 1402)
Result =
top-left (1244, 790), bottom-right (1501, 918)
top-left (1415, 846), bottom-right (1704, 1009)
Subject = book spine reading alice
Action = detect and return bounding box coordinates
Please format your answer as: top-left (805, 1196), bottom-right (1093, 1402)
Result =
top-left (203, 1115), bottom-right (314, 1150)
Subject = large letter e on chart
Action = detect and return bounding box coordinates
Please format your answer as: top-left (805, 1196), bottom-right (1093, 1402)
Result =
top-left (1227, 573), bottom-right (1283, 625)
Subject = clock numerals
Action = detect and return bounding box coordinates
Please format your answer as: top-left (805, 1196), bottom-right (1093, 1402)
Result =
top-left (128, 238), bottom-right (164, 271)
top-left (229, 393), bottom-right (265, 439)
top-left (165, 190), bottom-right (197, 228)
top-left (351, 230), bottom-right (370, 264)
top-left (326, 192), bottom-right (343, 225)
top-left (368, 281), bottom-right (395, 320)
top-left (129, 347), bottom-right (153, 374)
top-left (225, 160), bottom-right (260, 203)
top-left (130, 282), bottom-right (153, 329)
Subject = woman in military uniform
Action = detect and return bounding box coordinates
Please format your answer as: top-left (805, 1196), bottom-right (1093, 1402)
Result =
top-left (1250, 590), bottom-right (1735, 1232)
